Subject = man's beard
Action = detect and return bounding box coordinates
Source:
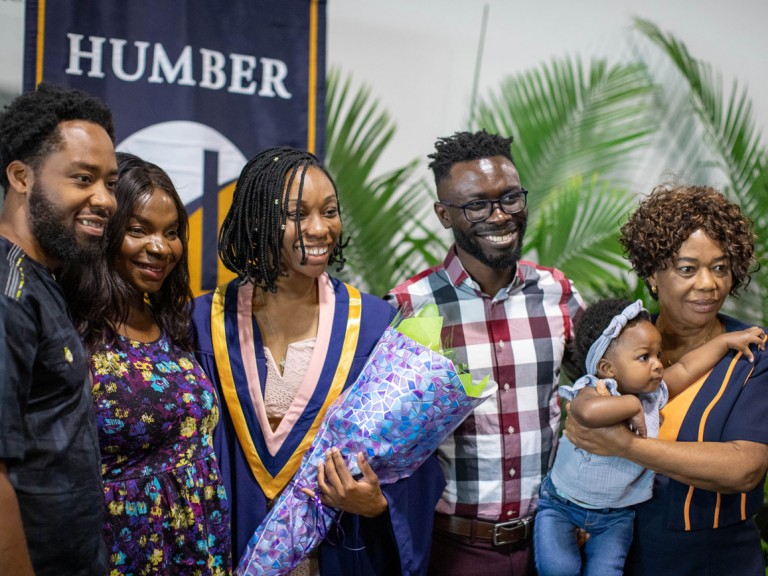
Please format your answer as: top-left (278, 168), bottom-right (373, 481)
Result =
top-left (454, 220), bottom-right (527, 270)
top-left (28, 182), bottom-right (104, 266)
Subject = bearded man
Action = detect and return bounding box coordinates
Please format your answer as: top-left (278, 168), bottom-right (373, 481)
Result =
top-left (0, 82), bottom-right (117, 576)
top-left (387, 130), bottom-right (584, 575)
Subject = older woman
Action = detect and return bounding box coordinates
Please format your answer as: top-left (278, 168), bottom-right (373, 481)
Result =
top-left (566, 185), bottom-right (768, 575)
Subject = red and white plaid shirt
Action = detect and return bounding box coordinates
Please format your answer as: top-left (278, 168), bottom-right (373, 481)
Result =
top-left (387, 248), bottom-right (584, 522)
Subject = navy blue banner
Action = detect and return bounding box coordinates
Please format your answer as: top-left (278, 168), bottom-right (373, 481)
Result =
top-left (24, 0), bottom-right (326, 294)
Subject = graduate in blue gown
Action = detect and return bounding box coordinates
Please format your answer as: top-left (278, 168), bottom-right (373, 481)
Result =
top-left (192, 147), bottom-right (444, 575)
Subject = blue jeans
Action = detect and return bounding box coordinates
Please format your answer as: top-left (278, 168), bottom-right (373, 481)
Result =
top-left (534, 475), bottom-right (635, 576)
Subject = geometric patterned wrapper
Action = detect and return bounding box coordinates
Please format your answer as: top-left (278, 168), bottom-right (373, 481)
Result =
top-left (236, 326), bottom-right (497, 575)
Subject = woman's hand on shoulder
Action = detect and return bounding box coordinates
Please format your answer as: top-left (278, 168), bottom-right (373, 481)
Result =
top-left (300, 448), bottom-right (388, 517)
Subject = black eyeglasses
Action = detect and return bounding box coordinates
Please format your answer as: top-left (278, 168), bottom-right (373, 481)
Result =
top-left (440, 189), bottom-right (528, 223)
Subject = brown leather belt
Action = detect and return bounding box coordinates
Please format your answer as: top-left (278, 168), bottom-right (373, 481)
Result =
top-left (433, 513), bottom-right (534, 546)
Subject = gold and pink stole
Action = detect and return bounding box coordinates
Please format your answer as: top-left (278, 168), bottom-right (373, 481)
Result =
top-left (210, 275), bottom-right (362, 499)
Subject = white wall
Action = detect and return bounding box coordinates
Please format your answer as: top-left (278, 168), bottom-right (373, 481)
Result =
top-left (2, 0), bottom-right (767, 182)
top-left (327, 0), bottom-right (768, 182)
top-left (0, 0), bottom-right (24, 97)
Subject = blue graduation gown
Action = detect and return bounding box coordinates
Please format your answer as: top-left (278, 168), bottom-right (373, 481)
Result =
top-left (192, 276), bottom-right (445, 575)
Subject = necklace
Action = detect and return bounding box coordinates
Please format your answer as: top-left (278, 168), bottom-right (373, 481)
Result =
top-left (255, 291), bottom-right (287, 372)
top-left (660, 319), bottom-right (723, 367)
top-left (263, 309), bottom-right (286, 371)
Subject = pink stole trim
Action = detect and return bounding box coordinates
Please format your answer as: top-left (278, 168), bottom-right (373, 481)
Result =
top-left (236, 274), bottom-right (335, 456)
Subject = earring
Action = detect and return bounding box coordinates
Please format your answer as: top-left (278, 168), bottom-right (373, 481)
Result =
top-left (651, 285), bottom-right (658, 295)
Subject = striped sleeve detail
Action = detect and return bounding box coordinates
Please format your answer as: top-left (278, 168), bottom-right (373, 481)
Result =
top-left (3, 244), bottom-right (26, 300)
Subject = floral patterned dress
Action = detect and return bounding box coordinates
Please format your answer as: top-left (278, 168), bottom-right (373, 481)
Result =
top-left (91, 333), bottom-right (231, 575)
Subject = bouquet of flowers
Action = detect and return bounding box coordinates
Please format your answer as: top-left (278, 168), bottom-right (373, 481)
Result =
top-left (236, 305), bottom-right (496, 575)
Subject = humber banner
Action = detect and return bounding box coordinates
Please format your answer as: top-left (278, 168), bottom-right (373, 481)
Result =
top-left (23, 0), bottom-right (327, 295)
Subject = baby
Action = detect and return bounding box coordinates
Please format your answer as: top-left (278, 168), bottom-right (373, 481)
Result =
top-left (533, 298), bottom-right (765, 576)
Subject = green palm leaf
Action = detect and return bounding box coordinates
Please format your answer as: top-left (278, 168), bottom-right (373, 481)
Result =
top-left (526, 176), bottom-right (636, 300)
top-left (325, 69), bottom-right (447, 296)
top-left (634, 18), bottom-right (768, 223)
top-left (475, 56), bottom-right (657, 211)
top-left (474, 56), bottom-right (656, 307)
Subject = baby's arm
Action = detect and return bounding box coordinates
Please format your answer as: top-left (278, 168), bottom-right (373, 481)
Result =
top-left (664, 326), bottom-right (766, 397)
top-left (570, 385), bottom-right (647, 438)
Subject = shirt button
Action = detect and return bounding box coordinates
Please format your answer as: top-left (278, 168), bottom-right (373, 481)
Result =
top-left (509, 468), bottom-right (516, 477)
top-left (498, 340), bottom-right (505, 349)
top-left (508, 426), bottom-right (515, 434)
top-left (506, 510), bottom-right (514, 517)
top-left (503, 383), bottom-right (510, 391)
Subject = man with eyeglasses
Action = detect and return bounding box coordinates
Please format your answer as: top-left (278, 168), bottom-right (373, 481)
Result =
top-left (387, 130), bottom-right (584, 575)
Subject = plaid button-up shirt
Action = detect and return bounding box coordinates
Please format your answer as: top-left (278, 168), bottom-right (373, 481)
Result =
top-left (387, 248), bottom-right (584, 521)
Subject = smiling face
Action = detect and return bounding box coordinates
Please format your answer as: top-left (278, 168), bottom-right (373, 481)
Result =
top-left (280, 166), bottom-right (342, 280)
top-left (599, 319), bottom-right (664, 395)
top-left (650, 229), bottom-right (732, 332)
top-left (434, 156), bottom-right (526, 276)
top-left (26, 120), bottom-right (118, 267)
top-left (114, 189), bottom-right (183, 295)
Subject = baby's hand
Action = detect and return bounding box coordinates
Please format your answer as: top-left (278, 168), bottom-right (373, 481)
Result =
top-left (628, 409), bottom-right (647, 439)
top-left (724, 327), bottom-right (766, 363)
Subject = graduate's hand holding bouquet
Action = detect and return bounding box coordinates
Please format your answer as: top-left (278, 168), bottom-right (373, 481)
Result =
top-left (237, 305), bottom-right (497, 575)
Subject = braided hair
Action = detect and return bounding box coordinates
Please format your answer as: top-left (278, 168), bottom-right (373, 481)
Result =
top-left (427, 129), bottom-right (514, 186)
top-left (218, 147), bottom-right (346, 291)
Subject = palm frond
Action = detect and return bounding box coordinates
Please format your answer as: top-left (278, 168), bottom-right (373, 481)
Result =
top-left (634, 18), bottom-right (768, 222)
top-left (325, 68), bottom-right (447, 296)
top-left (526, 176), bottom-right (635, 301)
top-left (475, 56), bottom-right (656, 209)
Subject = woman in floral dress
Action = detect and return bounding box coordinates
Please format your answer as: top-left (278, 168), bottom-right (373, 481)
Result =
top-left (60, 152), bottom-right (231, 575)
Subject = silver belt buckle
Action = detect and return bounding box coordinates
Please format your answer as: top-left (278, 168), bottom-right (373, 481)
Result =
top-left (492, 517), bottom-right (531, 546)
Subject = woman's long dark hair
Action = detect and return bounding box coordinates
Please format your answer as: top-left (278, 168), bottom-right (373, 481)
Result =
top-left (60, 152), bottom-right (193, 352)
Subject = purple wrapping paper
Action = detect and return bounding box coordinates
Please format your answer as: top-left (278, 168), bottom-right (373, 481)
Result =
top-left (236, 326), bottom-right (496, 576)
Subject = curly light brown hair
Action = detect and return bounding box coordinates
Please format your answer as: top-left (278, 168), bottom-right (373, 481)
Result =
top-left (619, 185), bottom-right (756, 298)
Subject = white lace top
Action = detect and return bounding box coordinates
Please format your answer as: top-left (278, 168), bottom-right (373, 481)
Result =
top-left (264, 338), bottom-right (316, 430)
top-left (263, 339), bottom-right (320, 576)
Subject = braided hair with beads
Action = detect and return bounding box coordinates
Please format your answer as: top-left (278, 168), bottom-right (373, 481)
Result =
top-left (218, 147), bottom-right (346, 292)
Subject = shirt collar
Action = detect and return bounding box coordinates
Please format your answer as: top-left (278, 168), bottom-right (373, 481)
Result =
top-left (443, 245), bottom-right (524, 298)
